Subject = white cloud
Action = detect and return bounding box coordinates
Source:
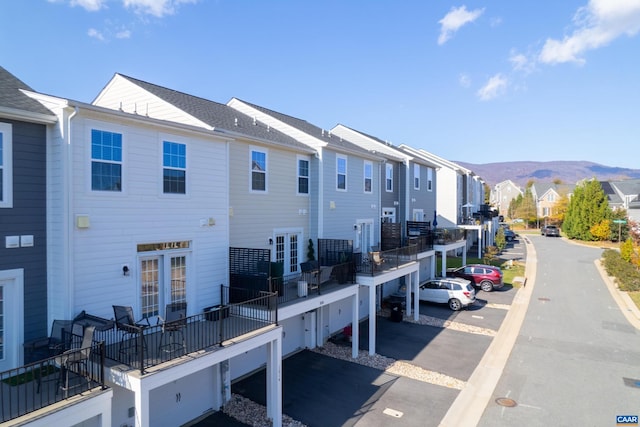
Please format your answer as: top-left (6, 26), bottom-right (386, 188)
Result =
top-left (123, 0), bottom-right (198, 18)
top-left (116, 29), bottom-right (132, 39)
top-left (509, 49), bottom-right (536, 74)
top-left (70, 0), bottom-right (106, 11)
top-left (477, 74), bottom-right (508, 101)
top-left (438, 6), bottom-right (485, 45)
top-left (539, 0), bottom-right (640, 64)
top-left (459, 73), bottom-right (471, 88)
top-left (87, 28), bottom-right (105, 41)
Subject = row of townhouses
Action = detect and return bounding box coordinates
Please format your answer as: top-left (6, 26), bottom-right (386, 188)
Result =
top-left (0, 66), bottom-right (493, 427)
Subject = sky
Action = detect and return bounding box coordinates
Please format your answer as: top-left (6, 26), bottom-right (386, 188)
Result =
top-left (1, 0), bottom-right (640, 168)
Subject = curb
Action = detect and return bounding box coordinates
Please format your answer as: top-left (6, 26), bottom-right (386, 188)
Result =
top-left (438, 237), bottom-right (537, 427)
top-left (594, 260), bottom-right (640, 330)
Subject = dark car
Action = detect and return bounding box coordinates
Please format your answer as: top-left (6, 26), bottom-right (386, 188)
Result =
top-left (541, 224), bottom-right (560, 237)
top-left (447, 264), bottom-right (504, 292)
top-left (503, 228), bottom-right (516, 241)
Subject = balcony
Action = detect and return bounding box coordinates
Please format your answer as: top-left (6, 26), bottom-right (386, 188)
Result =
top-left (1, 342), bottom-right (107, 423)
top-left (354, 245), bottom-right (419, 276)
top-left (433, 227), bottom-right (467, 244)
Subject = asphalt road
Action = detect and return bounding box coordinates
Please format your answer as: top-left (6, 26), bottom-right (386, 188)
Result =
top-left (477, 235), bottom-right (640, 427)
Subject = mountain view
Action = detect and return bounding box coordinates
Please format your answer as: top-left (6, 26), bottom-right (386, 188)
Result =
top-left (455, 160), bottom-right (640, 188)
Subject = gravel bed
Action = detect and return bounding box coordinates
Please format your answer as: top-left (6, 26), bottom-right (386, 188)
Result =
top-left (404, 313), bottom-right (497, 337)
top-left (223, 393), bottom-right (307, 427)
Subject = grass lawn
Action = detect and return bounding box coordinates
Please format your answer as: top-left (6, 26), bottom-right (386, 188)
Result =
top-left (629, 292), bottom-right (640, 311)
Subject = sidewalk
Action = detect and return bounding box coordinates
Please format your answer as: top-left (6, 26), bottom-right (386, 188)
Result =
top-left (595, 259), bottom-right (640, 330)
top-left (438, 236), bottom-right (538, 427)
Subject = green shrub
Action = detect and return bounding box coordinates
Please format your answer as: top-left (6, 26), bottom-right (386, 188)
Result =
top-left (602, 249), bottom-right (640, 292)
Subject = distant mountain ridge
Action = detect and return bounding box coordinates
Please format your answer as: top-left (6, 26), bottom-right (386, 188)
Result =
top-left (455, 161), bottom-right (640, 188)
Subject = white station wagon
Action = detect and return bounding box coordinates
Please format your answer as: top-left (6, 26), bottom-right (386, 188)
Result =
top-left (418, 277), bottom-right (476, 311)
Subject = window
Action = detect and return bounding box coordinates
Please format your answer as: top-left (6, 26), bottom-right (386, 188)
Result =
top-left (364, 161), bottom-right (372, 193)
top-left (547, 193), bottom-right (555, 202)
top-left (386, 163), bottom-right (393, 192)
top-left (251, 148), bottom-right (267, 191)
top-left (414, 164), bottom-right (420, 190)
top-left (427, 168), bottom-right (433, 191)
top-left (91, 129), bottom-right (122, 191)
top-left (337, 155), bottom-right (347, 190)
top-left (0, 123), bottom-right (12, 208)
top-left (163, 141), bottom-right (186, 194)
top-left (297, 157), bottom-right (309, 194)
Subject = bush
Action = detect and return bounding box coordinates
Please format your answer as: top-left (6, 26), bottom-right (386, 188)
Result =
top-left (602, 249), bottom-right (640, 292)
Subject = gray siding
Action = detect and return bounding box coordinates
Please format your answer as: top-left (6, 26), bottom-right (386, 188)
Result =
top-left (0, 119), bottom-right (47, 343)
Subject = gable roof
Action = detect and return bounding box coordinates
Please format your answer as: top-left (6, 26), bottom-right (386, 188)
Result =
top-left (0, 66), bottom-right (56, 122)
top-left (112, 74), bottom-right (314, 153)
top-left (229, 98), bottom-right (382, 159)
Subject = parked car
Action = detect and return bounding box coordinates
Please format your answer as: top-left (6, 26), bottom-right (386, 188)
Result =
top-left (541, 224), bottom-right (560, 237)
top-left (447, 264), bottom-right (504, 292)
top-left (502, 227), bottom-right (516, 241)
top-left (418, 277), bottom-right (476, 311)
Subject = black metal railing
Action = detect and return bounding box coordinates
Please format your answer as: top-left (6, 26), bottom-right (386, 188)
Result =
top-left (356, 244), bottom-right (419, 276)
top-left (102, 291), bottom-right (278, 374)
top-left (1, 342), bottom-right (106, 423)
top-left (433, 227), bottom-right (467, 244)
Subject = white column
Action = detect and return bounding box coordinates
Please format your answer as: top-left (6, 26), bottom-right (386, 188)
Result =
top-left (441, 249), bottom-right (447, 277)
top-left (351, 293), bottom-right (359, 359)
top-left (266, 334), bottom-right (283, 426)
top-left (133, 380), bottom-right (149, 427)
top-left (412, 271), bottom-right (419, 321)
top-left (430, 255), bottom-right (436, 279)
top-left (220, 359), bottom-right (231, 405)
top-left (368, 285), bottom-right (376, 355)
top-left (477, 228), bottom-right (482, 258)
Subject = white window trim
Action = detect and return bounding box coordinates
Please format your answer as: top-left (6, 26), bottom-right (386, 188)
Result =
top-left (427, 168), bottom-right (433, 192)
top-left (160, 136), bottom-right (188, 197)
top-left (414, 164), bottom-right (420, 190)
top-left (86, 120), bottom-right (126, 195)
top-left (0, 268), bottom-right (24, 368)
top-left (336, 154), bottom-right (347, 191)
top-left (0, 122), bottom-right (13, 208)
top-left (386, 163), bottom-right (393, 192)
top-left (296, 155), bottom-right (310, 196)
top-left (250, 146), bottom-right (268, 193)
top-left (363, 160), bottom-right (373, 194)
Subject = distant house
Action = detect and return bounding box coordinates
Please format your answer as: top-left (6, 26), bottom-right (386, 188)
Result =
top-left (0, 66), bottom-right (57, 370)
top-left (530, 182), bottom-right (574, 222)
top-left (601, 179), bottom-right (640, 224)
top-left (491, 179), bottom-right (523, 218)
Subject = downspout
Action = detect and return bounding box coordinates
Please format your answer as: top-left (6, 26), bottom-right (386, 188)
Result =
top-left (316, 150), bottom-right (323, 238)
top-left (65, 106), bottom-right (78, 319)
top-left (404, 159), bottom-right (411, 222)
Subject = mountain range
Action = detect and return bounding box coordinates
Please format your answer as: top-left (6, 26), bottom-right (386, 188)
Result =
top-left (455, 161), bottom-right (640, 188)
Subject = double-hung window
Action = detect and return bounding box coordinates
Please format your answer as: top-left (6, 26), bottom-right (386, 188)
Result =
top-left (91, 129), bottom-right (122, 192)
top-left (414, 164), bottom-right (420, 190)
top-left (251, 148), bottom-right (267, 192)
top-left (427, 168), bottom-right (433, 191)
top-left (364, 161), bottom-right (372, 193)
top-left (163, 141), bottom-right (186, 194)
top-left (297, 157), bottom-right (309, 195)
top-left (337, 155), bottom-right (347, 190)
top-left (0, 123), bottom-right (12, 208)
top-left (386, 163), bottom-right (393, 192)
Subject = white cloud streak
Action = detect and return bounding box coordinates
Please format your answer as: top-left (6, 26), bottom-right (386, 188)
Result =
top-left (539, 0), bottom-right (640, 64)
top-left (123, 0), bottom-right (198, 18)
top-left (438, 6), bottom-right (485, 45)
top-left (87, 28), bottom-right (105, 40)
top-left (477, 74), bottom-right (508, 101)
top-left (71, 0), bottom-right (106, 11)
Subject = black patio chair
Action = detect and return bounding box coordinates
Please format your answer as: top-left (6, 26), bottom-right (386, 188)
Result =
top-left (157, 302), bottom-right (187, 357)
top-left (113, 305), bottom-right (150, 357)
top-left (56, 325), bottom-right (95, 398)
top-left (23, 319), bottom-right (73, 361)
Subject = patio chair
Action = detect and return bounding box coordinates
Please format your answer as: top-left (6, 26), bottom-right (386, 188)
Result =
top-left (157, 302), bottom-right (187, 356)
top-left (23, 319), bottom-right (73, 361)
top-left (370, 251), bottom-right (385, 266)
top-left (113, 305), bottom-right (150, 357)
top-left (56, 325), bottom-right (95, 398)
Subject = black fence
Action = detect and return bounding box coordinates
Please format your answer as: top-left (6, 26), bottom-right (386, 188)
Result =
top-left (355, 244), bottom-right (419, 276)
top-left (229, 247), bottom-right (283, 300)
top-left (101, 291), bottom-right (278, 374)
top-left (1, 342), bottom-right (106, 423)
top-left (317, 239), bottom-right (356, 284)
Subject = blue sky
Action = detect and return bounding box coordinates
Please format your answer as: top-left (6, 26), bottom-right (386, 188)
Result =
top-left (2, 0), bottom-right (639, 168)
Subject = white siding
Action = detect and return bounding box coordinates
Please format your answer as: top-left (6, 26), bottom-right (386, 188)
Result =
top-left (51, 109), bottom-right (228, 320)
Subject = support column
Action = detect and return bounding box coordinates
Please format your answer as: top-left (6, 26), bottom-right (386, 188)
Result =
top-left (351, 293), bottom-right (359, 359)
top-left (133, 380), bottom-right (149, 427)
top-left (412, 271), bottom-right (419, 321)
top-left (220, 360), bottom-right (231, 405)
top-left (266, 334), bottom-right (283, 427)
top-left (477, 228), bottom-right (482, 258)
top-left (368, 285), bottom-right (376, 355)
top-left (430, 255), bottom-right (436, 279)
top-left (441, 249), bottom-right (447, 277)
top-left (462, 246), bottom-right (467, 266)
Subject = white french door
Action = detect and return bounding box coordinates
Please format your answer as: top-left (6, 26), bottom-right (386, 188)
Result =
top-left (0, 269), bottom-right (23, 371)
top-left (139, 253), bottom-right (187, 320)
top-left (273, 229), bottom-right (302, 278)
top-left (355, 219), bottom-right (374, 254)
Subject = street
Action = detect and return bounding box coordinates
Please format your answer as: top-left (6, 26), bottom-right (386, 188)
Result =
top-left (478, 235), bottom-right (640, 427)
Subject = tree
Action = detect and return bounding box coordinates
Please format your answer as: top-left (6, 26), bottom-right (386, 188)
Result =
top-left (550, 193), bottom-right (570, 224)
top-left (563, 179), bottom-right (611, 240)
top-left (590, 219), bottom-right (611, 241)
top-left (495, 228), bottom-right (506, 251)
top-left (621, 238), bottom-right (634, 263)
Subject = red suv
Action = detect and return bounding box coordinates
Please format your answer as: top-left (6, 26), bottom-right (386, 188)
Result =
top-left (446, 264), bottom-right (503, 292)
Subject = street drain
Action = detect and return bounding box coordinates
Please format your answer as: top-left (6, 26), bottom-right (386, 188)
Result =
top-left (538, 297), bottom-right (551, 302)
top-left (495, 397), bottom-right (517, 407)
